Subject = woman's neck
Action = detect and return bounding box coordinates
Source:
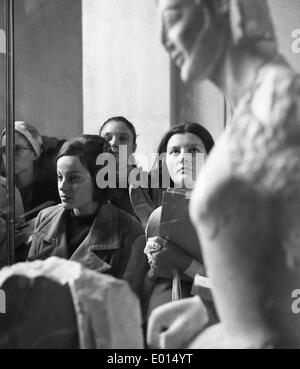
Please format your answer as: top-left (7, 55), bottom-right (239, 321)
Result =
top-left (212, 44), bottom-right (271, 109)
top-left (73, 201), bottom-right (99, 217)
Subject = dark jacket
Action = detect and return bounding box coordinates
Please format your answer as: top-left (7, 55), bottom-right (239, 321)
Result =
top-left (27, 203), bottom-right (148, 298)
top-left (129, 168), bottom-right (163, 228)
top-left (107, 168), bottom-right (163, 229)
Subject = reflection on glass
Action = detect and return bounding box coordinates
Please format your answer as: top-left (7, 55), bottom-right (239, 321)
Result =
top-left (0, 0), bottom-right (7, 266)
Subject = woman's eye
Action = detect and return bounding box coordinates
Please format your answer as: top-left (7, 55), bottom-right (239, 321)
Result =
top-left (119, 136), bottom-right (128, 143)
top-left (71, 176), bottom-right (80, 183)
top-left (57, 174), bottom-right (62, 181)
top-left (170, 149), bottom-right (180, 155)
top-left (190, 148), bottom-right (200, 154)
top-left (104, 134), bottom-right (112, 142)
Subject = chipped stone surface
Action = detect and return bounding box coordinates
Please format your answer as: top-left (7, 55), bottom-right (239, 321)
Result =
top-left (0, 257), bottom-right (144, 349)
top-left (190, 64), bottom-right (300, 348)
top-left (188, 323), bottom-right (273, 349)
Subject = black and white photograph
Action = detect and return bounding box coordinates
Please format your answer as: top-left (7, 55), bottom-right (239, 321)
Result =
top-left (0, 0), bottom-right (300, 354)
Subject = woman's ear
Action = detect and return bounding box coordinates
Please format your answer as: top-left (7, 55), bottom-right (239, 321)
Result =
top-left (133, 143), bottom-right (137, 153)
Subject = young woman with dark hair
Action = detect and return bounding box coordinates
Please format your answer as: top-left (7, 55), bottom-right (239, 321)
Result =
top-left (99, 116), bottom-right (163, 228)
top-left (100, 116), bottom-right (137, 154)
top-left (143, 122), bottom-right (215, 319)
top-left (155, 122), bottom-right (214, 189)
top-left (27, 135), bottom-right (147, 295)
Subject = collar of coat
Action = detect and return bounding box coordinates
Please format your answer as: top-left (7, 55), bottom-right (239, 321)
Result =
top-left (33, 203), bottom-right (122, 272)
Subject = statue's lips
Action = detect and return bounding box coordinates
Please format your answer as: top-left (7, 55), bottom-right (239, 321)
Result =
top-left (173, 52), bottom-right (184, 67)
top-left (60, 195), bottom-right (72, 201)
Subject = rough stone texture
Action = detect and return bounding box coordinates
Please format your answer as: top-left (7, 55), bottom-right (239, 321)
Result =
top-left (190, 63), bottom-right (300, 348)
top-left (0, 257), bottom-right (144, 349)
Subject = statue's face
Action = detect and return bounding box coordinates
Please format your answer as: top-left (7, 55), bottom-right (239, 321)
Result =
top-left (158, 0), bottom-right (226, 83)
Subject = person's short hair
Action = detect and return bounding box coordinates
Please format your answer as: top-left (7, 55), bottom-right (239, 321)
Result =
top-left (156, 122), bottom-right (215, 188)
top-left (56, 135), bottom-right (111, 202)
top-left (158, 122), bottom-right (214, 156)
top-left (99, 116), bottom-right (137, 146)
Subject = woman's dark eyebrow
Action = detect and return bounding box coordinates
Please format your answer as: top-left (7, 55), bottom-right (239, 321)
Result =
top-left (104, 132), bottom-right (129, 137)
top-left (63, 170), bottom-right (82, 175)
top-left (187, 144), bottom-right (203, 148)
top-left (56, 170), bottom-right (82, 176)
top-left (167, 144), bottom-right (204, 152)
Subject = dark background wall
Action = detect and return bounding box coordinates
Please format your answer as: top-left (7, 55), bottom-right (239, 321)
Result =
top-left (0, 0), bottom-right (82, 139)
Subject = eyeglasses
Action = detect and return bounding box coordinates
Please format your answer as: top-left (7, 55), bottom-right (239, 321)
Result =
top-left (0, 145), bottom-right (33, 156)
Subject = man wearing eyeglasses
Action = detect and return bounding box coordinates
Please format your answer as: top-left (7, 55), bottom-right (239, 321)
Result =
top-left (1, 137), bottom-right (37, 190)
top-left (1, 121), bottom-right (43, 209)
top-left (0, 121), bottom-right (61, 264)
top-left (0, 175), bottom-right (24, 267)
top-left (0, 121), bottom-right (60, 214)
